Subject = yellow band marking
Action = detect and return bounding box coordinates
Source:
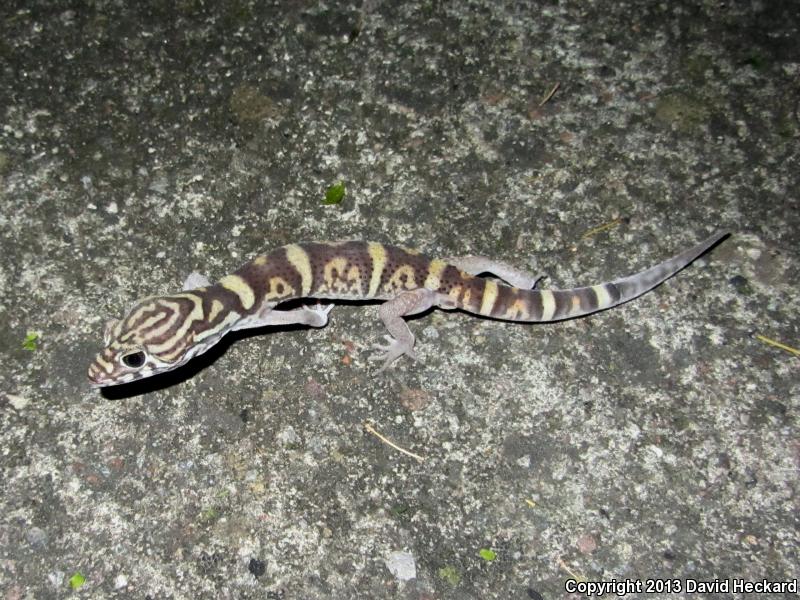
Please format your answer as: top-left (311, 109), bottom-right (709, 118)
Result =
top-left (219, 274), bottom-right (255, 310)
top-left (321, 257), bottom-right (361, 295)
top-left (124, 296), bottom-right (197, 342)
top-left (136, 312), bottom-right (169, 332)
top-left (124, 301), bottom-right (158, 335)
top-left (479, 280), bottom-right (499, 316)
top-left (540, 290), bottom-right (556, 321)
top-left (253, 255), bottom-right (268, 266)
top-left (266, 276), bottom-right (294, 300)
top-left (424, 259), bottom-right (448, 290)
top-left (104, 319), bottom-right (121, 344)
top-left (347, 265), bottom-right (363, 295)
top-left (504, 297), bottom-right (530, 320)
top-left (159, 338), bottom-right (189, 363)
top-left (195, 311), bottom-right (241, 342)
top-left (462, 287), bottom-right (473, 309)
top-left (140, 304), bottom-right (181, 342)
top-left (149, 295), bottom-right (204, 353)
top-left (207, 299), bottom-right (225, 323)
top-left (96, 354), bottom-right (114, 374)
top-left (448, 285), bottom-right (462, 305)
top-left (284, 244), bottom-right (313, 296)
top-left (367, 243), bottom-right (387, 297)
top-left (385, 264), bottom-right (417, 293)
top-left (592, 284), bottom-right (612, 308)
top-left (323, 257), bottom-right (349, 292)
top-left (570, 294), bottom-right (583, 316)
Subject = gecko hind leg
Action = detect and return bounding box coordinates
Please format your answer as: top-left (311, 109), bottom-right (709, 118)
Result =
top-left (369, 288), bottom-right (438, 372)
top-left (442, 256), bottom-right (543, 289)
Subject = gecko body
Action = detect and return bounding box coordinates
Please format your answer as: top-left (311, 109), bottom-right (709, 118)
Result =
top-left (88, 233), bottom-right (727, 387)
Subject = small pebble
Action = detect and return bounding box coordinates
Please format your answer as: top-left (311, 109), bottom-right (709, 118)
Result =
top-left (26, 526), bottom-right (47, 549)
top-left (384, 551), bottom-right (416, 582)
top-left (114, 574), bottom-right (128, 589)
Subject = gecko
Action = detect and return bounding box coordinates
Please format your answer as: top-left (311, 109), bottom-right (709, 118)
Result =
top-left (88, 232), bottom-right (727, 387)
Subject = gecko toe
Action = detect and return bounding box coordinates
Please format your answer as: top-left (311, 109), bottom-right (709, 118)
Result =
top-left (368, 335), bottom-right (415, 371)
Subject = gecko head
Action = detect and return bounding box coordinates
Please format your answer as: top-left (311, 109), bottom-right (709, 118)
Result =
top-left (87, 339), bottom-right (162, 387)
top-left (87, 295), bottom-right (204, 388)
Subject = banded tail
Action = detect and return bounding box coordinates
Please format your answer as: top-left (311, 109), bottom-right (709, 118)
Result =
top-left (454, 232), bottom-right (729, 323)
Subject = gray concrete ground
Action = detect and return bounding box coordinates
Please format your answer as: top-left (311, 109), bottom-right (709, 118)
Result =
top-left (1, 1), bottom-right (798, 598)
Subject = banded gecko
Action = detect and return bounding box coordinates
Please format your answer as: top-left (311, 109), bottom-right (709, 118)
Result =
top-left (88, 232), bottom-right (727, 387)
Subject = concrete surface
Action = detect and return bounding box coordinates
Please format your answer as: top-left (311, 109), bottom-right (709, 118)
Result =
top-left (1, 1), bottom-right (798, 598)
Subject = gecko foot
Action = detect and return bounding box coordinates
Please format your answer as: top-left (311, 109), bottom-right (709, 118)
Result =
top-left (368, 335), bottom-right (416, 372)
top-left (302, 303), bottom-right (334, 327)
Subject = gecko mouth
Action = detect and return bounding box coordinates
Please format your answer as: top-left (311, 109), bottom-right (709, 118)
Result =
top-left (87, 365), bottom-right (141, 387)
top-left (87, 367), bottom-right (114, 388)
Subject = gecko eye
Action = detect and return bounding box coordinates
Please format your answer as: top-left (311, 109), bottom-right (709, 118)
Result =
top-left (121, 351), bottom-right (146, 368)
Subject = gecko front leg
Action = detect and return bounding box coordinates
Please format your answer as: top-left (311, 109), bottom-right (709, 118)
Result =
top-left (369, 288), bottom-right (438, 372)
top-left (233, 303), bottom-right (333, 331)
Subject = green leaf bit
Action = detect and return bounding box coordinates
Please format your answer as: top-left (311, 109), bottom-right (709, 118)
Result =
top-left (478, 548), bottom-right (497, 561)
top-left (22, 331), bottom-right (40, 351)
top-left (323, 181), bottom-right (346, 205)
top-left (69, 572), bottom-right (86, 589)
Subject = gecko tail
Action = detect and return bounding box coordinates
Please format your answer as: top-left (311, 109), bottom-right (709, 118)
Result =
top-left (607, 231), bottom-right (729, 308)
top-left (480, 231), bottom-right (729, 323)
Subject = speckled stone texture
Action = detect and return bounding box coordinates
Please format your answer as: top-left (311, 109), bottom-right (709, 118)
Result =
top-left (1, 1), bottom-right (797, 598)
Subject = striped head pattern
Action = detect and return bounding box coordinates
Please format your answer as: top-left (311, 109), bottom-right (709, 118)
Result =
top-left (87, 292), bottom-right (216, 387)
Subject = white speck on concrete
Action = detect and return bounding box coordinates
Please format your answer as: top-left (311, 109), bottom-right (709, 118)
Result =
top-left (384, 551), bottom-right (416, 582)
top-left (6, 394), bottom-right (30, 410)
top-left (278, 425), bottom-right (300, 446)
